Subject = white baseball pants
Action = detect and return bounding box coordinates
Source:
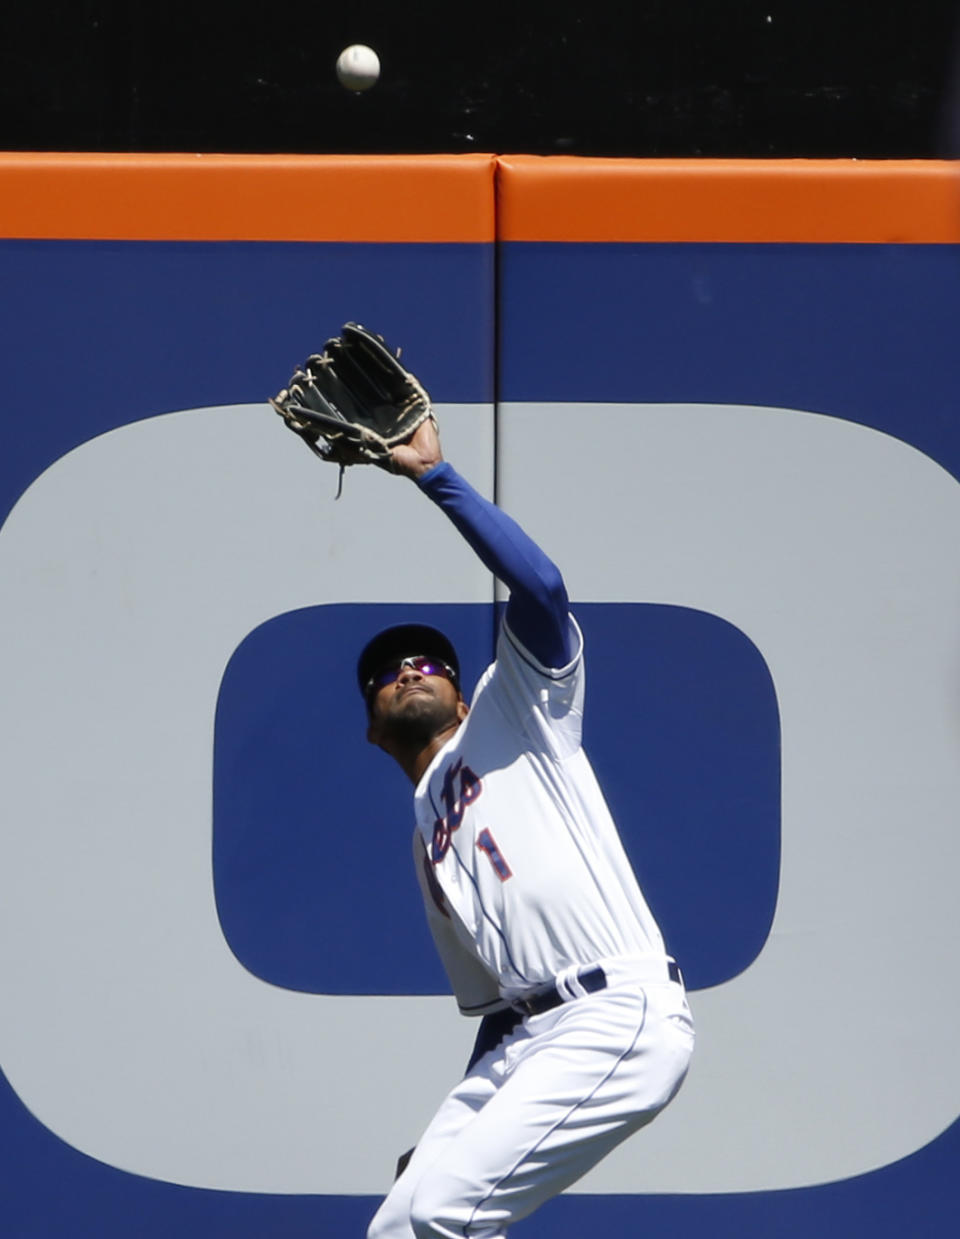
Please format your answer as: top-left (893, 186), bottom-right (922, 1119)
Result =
top-left (366, 971), bottom-right (694, 1239)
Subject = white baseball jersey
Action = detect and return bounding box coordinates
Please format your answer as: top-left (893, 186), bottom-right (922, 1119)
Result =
top-left (412, 614), bottom-right (667, 1013)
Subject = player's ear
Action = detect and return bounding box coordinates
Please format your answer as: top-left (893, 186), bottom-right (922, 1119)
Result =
top-left (366, 705), bottom-right (383, 747)
top-left (456, 697), bottom-right (469, 723)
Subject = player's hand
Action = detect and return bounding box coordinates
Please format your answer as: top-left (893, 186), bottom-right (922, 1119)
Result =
top-left (390, 416), bottom-right (444, 480)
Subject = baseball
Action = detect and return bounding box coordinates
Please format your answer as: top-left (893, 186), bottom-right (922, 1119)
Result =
top-left (336, 44), bottom-right (380, 92)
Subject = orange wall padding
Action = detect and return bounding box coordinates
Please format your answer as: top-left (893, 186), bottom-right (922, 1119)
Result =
top-left (2, 154), bottom-right (958, 245)
top-left (0, 153), bottom-right (497, 242)
top-left (495, 156), bottom-right (960, 243)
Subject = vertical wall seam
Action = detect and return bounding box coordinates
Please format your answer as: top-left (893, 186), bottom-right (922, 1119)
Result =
top-left (491, 154), bottom-right (505, 660)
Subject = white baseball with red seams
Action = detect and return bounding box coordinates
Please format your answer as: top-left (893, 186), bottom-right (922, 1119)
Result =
top-left (336, 44), bottom-right (380, 92)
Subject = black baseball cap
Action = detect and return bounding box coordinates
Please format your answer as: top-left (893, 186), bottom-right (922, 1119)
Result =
top-left (357, 624), bottom-right (461, 698)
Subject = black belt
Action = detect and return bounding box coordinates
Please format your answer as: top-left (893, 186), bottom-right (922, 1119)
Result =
top-left (515, 959), bottom-right (682, 1018)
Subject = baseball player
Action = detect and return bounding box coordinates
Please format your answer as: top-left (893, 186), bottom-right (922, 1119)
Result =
top-left (360, 418), bottom-right (695, 1239)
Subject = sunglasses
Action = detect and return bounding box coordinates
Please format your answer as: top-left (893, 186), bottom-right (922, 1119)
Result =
top-left (366, 655), bottom-right (457, 696)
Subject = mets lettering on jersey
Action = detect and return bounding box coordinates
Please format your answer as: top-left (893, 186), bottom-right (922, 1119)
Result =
top-left (429, 759), bottom-right (483, 864)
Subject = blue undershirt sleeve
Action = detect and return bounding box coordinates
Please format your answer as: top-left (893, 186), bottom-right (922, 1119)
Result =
top-left (417, 461), bottom-right (573, 669)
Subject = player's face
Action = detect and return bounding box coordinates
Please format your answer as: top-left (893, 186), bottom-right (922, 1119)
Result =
top-left (366, 655), bottom-right (467, 749)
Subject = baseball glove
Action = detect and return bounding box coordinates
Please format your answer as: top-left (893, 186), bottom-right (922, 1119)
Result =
top-left (270, 323), bottom-right (435, 489)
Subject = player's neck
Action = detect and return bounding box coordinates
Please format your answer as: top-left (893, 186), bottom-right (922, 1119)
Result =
top-left (391, 722), bottom-right (462, 785)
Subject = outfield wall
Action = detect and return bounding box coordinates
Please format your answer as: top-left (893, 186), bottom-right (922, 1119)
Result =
top-left (1, 153), bottom-right (958, 1237)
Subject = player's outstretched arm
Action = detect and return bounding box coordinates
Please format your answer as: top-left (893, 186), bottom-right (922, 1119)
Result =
top-left (391, 422), bottom-right (573, 668)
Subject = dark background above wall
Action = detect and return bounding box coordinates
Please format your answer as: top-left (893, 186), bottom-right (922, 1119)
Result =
top-left (1, 1), bottom-right (958, 157)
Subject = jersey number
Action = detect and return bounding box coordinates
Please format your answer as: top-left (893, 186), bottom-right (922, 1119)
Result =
top-left (476, 829), bottom-right (513, 881)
